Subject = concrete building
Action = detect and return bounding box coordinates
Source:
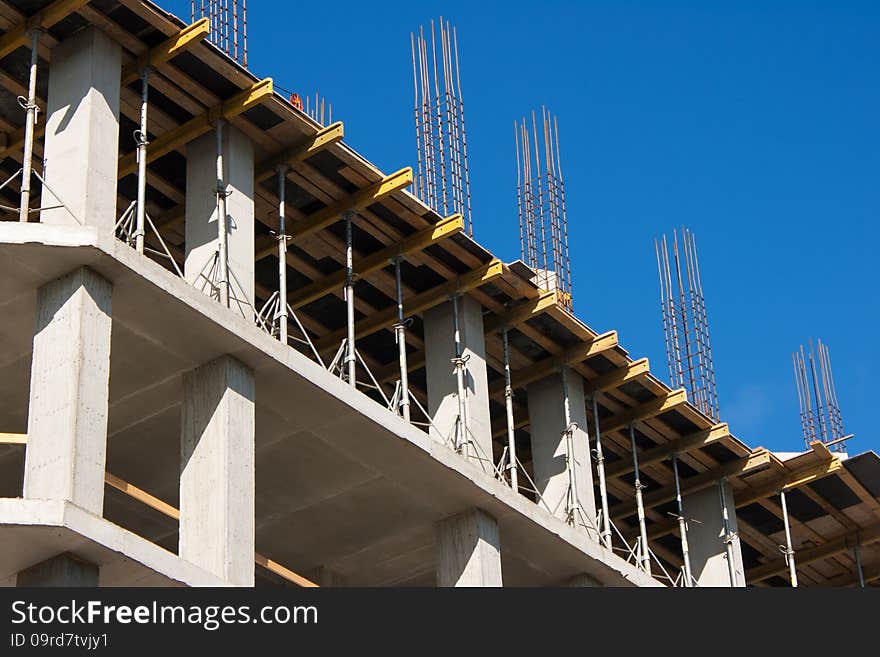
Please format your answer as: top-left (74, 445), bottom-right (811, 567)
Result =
top-left (0, 0), bottom-right (876, 588)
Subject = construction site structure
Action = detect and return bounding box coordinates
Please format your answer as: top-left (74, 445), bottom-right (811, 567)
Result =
top-left (515, 107), bottom-right (573, 310)
top-left (192, 0), bottom-right (247, 67)
top-left (0, 0), bottom-right (875, 590)
top-left (411, 18), bottom-right (473, 236)
top-left (655, 227), bottom-right (720, 420)
top-left (793, 339), bottom-right (849, 453)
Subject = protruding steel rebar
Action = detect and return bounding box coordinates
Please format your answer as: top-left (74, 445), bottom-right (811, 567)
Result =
top-left (193, 0), bottom-right (248, 67)
top-left (793, 339), bottom-right (848, 452)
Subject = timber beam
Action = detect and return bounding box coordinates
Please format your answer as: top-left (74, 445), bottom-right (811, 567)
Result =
top-left (284, 213), bottom-right (464, 310)
top-left (118, 77), bottom-right (274, 177)
top-left (747, 520), bottom-right (880, 584)
top-left (254, 122), bottom-right (344, 183)
top-left (645, 455), bottom-right (844, 541)
top-left (314, 259), bottom-right (504, 353)
top-left (598, 388), bottom-right (688, 434)
top-left (583, 358), bottom-right (650, 395)
top-left (604, 422), bottom-right (730, 478)
top-left (488, 331), bottom-right (619, 398)
top-left (278, 167), bottom-right (413, 247)
top-left (0, 432), bottom-right (26, 445)
top-left (610, 448), bottom-right (771, 518)
top-left (483, 290), bottom-right (559, 334)
top-left (0, 0), bottom-right (91, 60)
top-left (120, 18), bottom-right (210, 85)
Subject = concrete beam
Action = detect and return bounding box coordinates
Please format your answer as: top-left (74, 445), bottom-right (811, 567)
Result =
top-left (436, 509), bottom-right (502, 587)
top-left (40, 26), bottom-right (121, 231)
top-left (180, 356), bottom-right (255, 586)
top-left (24, 267), bottom-right (112, 515)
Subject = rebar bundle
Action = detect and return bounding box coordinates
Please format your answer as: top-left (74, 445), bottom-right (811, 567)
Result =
top-left (655, 228), bottom-right (719, 420)
top-left (192, 0), bottom-right (248, 67)
top-left (411, 18), bottom-right (473, 236)
top-left (793, 339), bottom-right (846, 452)
top-left (515, 107), bottom-right (572, 310)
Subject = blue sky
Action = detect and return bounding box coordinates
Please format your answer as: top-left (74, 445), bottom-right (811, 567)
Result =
top-left (165, 1), bottom-right (877, 454)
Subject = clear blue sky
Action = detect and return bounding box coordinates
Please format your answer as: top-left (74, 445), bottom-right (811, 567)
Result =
top-left (165, 1), bottom-right (877, 455)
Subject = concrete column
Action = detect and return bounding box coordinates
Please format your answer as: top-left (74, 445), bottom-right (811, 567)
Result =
top-left (436, 508), bottom-right (502, 587)
top-left (527, 370), bottom-right (597, 536)
top-left (40, 27), bottom-right (121, 230)
top-left (423, 296), bottom-right (492, 468)
top-left (681, 479), bottom-right (746, 587)
top-left (180, 355), bottom-right (255, 586)
top-left (17, 553), bottom-right (99, 587)
top-left (185, 125), bottom-right (255, 306)
top-left (23, 267), bottom-right (112, 515)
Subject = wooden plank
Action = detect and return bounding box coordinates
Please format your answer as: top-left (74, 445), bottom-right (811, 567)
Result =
top-left (0, 432), bottom-right (26, 445)
top-left (582, 358), bottom-right (650, 395)
top-left (314, 259), bottom-right (504, 352)
top-left (254, 554), bottom-right (319, 588)
top-left (599, 389), bottom-right (688, 434)
top-left (483, 290), bottom-right (559, 334)
top-left (488, 331), bottom-right (619, 397)
top-left (255, 122), bottom-right (344, 184)
top-left (285, 214), bottom-right (464, 310)
top-left (0, 0), bottom-right (91, 60)
top-left (282, 167), bottom-right (413, 245)
top-left (118, 78), bottom-right (274, 178)
top-left (604, 422), bottom-right (730, 478)
top-left (120, 18), bottom-right (210, 86)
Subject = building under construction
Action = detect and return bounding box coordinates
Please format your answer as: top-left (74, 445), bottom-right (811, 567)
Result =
top-left (0, 0), bottom-right (876, 588)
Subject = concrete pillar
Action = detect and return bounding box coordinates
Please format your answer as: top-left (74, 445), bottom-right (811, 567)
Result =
top-left (17, 553), bottom-right (99, 587)
top-left (23, 267), bottom-right (112, 515)
top-left (179, 355), bottom-right (255, 586)
top-left (423, 296), bottom-right (492, 468)
top-left (682, 479), bottom-right (746, 587)
top-left (185, 125), bottom-right (255, 306)
top-left (527, 370), bottom-right (597, 537)
top-left (436, 508), bottom-right (502, 587)
top-left (40, 27), bottom-right (121, 230)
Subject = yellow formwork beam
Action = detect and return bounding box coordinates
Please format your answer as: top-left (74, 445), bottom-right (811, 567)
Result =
top-left (583, 358), bottom-right (650, 395)
top-left (254, 121), bottom-right (344, 184)
top-left (120, 18), bottom-right (210, 86)
top-left (284, 214), bottom-right (464, 310)
top-left (0, 0), bottom-right (92, 60)
top-left (282, 167), bottom-right (413, 245)
top-left (604, 422), bottom-right (730, 478)
top-left (0, 432), bottom-right (26, 445)
top-left (483, 290), bottom-right (559, 334)
top-left (314, 259), bottom-right (504, 353)
top-left (488, 331), bottom-right (619, 398)
top-left (118, 77), bottom-right (274, 177)
top-left (599, 388), bottom-right (688, 434)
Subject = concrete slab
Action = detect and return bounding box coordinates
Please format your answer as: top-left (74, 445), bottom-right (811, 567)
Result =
top-left (0, 223), bottom-right (661, 587)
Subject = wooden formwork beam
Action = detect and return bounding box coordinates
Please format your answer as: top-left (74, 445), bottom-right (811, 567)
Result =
top-left (583, 358), bottom-right (650, 395)
top-left (0, 0), bottom-right (91, 60)
top-left (599, 389), bottom-right (688, 434)
top-left (120, 18), bottom-right (210, 85)
top-left (254, 121), bottom-right (344, 184)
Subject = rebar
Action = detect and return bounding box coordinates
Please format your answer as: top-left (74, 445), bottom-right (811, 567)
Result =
top-left (793, 339), bottom-right (847, 452)
top-left (655, 228), bottom-right (719, 419)
top-left (411, 18), bottom-right (473, 235)
top-left (192, 0), bottom-right (248, 67)
top-left (515, 108), bottom-right (572, 309)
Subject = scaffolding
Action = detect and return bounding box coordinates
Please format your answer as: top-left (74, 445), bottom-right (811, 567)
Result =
top-left (192, 0), bottom-right (248, 67)
top-left (515, 107), bottom-right (573, 310)
top-left (655, 227), bottom-right (719, 420)
top-left (411, 18), bottom-right (473, 236)
top-left (793, 339), bottom-right (848, 452)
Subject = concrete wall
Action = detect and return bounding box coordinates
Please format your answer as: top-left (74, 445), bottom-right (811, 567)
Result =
top-left (40, 27), bottom-right (120, 230)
